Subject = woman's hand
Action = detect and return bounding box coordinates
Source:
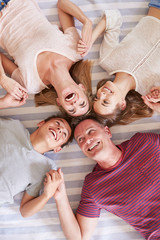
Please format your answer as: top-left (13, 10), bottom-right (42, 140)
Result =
top-left (0, 74), bottom-right (28, 100)
top-left (77, 39), bottom-right (92, 57)
top-left (0, 93), bottom-right (27, 109)
top-left (78, 19), bottom-right (92, 57)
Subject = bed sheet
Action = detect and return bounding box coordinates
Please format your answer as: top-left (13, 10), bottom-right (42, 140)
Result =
top-left (0, 0), bottom-right (159, 240)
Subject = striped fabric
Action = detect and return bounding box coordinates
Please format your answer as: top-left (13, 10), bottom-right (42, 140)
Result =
top-left (0, 0), bottom-right (159, 240)
top-left (77, 132), bottom-right (160, 239)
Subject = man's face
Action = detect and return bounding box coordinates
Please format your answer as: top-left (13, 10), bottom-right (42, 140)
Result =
top-left (37, 118), bottom-right (71, 152)
top-left (74, 119), bottom-right (112, 160)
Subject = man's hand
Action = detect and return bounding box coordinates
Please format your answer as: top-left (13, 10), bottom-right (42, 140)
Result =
top-left (52, 168), bottom-right (66, 200)
top-left (0, 74), bottom-right (28, 100)
top-left (0, 93), bottom-right (27, 109)
top-left (43, 169), bottom-right (63, 200)
top-left (142, 95), bottom-right (160, 113)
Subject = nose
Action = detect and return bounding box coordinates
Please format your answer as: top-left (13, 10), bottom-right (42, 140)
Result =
top-left (71, 100), bottom-right (77, 105)
top-left (99, 91), bottom-right (106, 100)
top-left (85, 137), bottom-right (93, 145)
top-left (57, 126), bottom-right (62, 134)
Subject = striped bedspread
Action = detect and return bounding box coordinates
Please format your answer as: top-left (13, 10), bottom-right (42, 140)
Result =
top-left (0, 0), bottom-right (159, 239)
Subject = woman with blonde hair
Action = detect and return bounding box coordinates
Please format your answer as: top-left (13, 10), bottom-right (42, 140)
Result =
top-left (79, 0), bottom-right (160, 125)
top-left (0, 0), bottom-right (92, 116)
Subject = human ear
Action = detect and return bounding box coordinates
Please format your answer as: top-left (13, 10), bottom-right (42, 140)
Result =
top-left (37, 120), bottom-right (45, 128)
top-left (56, 98), bottom-right (61, 106)
top-left (53, 146), bottom-right (62, 153)
top-left (120, 99), bottom-right (126, 110)
top-left (104, 126), bottom-right (112, 138)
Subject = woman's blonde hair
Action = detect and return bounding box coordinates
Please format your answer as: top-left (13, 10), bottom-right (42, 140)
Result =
top-left (94, 79), bottom-right (153, 127)
top-left (35, 60), bottom-right (92, 112)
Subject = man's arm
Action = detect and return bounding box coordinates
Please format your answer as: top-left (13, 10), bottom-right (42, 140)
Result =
top-left (20, 170), bottom-right (62, 218)
top-left (54, 169), bottom-right (98, 240)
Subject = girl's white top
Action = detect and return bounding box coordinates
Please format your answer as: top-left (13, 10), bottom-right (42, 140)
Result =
top-left (0, 0), bottom-right (81, 93)
top-left (99, 10), bottom-right (160, 96)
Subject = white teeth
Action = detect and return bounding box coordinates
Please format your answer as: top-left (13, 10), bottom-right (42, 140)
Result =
top-left (50, 130), bottom-right (57, 140)
top-left (103, 87), bottom-right (112, 93)
top-left (88, 142), bottom-right (99, 151)
top-left (65, 93), bottom-right (75, 101)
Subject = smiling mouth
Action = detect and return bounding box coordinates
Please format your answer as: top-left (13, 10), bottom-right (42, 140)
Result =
top-left (49, 128), bottom-right (57, 140)
top-left (103, 87), bottom-right (112, 93)
top-left (88, 141), bottom-right (100, 151)
top-left (65, 93), bottom-right (75, 101)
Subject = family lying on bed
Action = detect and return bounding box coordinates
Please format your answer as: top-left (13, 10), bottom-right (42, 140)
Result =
top-left (0, 0), bottom-right (160, 239)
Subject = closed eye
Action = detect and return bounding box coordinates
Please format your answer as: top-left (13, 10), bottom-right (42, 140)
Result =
top-left (77, 137), bottom-right (84, 143)
top-left (102, 100), bottom-right (109, 106)
top-left (68, 108), bottom-right (76, 114)
top-left (56, 121), bottom-right (60, 126)
top-left (63, 132), bottom-right (67, 138)
top-left (79, 101), bottom-right (87, 108)
top-left (88, 129), bottom-right (95, 134)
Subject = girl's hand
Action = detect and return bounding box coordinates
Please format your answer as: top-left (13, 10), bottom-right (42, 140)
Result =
top-left (145, 86), bottom-right (160, 103)
top-left (142, 95), bottom-right (160, 113)
top-left (0, 75), bottom-right (28, 100)
top-left (78, 19), bottom-right (92, 57)
top-left (77, 39), bottom-right (92, 57)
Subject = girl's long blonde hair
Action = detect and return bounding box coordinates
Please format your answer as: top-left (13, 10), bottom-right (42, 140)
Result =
top-left (35, 60), bottom-right (92, 109)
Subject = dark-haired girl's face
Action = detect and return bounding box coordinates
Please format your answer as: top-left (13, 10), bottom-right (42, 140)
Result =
top-left (93, 81), bottom-right (124, 115)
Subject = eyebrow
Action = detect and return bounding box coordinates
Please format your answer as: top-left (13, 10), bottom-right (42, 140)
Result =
top-left (75, 127), bottom-right (94, 139)
top-left (68, 108), bottom-right (76, 114)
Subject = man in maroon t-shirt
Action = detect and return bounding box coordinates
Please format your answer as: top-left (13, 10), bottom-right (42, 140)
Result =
top-left (49, 118), bottom-right (160, 240)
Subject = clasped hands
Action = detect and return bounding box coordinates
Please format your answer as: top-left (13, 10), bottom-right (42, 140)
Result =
top-left (77, 18), bottom-right (93, 57)
top-left (43, 168), bottom-right (65, 200)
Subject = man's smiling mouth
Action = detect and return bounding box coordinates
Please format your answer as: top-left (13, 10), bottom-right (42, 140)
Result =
top-left (88, 141), bottom-right (100, 151)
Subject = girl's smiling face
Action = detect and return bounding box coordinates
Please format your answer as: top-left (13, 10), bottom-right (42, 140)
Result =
top-left (93, 81), bottom-right (126, 115)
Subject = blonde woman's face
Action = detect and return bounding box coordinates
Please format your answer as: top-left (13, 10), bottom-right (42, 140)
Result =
top-left (57, 84), bottom-right (89, 116)
top-left (93, 81), bottom-right (122, 115)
